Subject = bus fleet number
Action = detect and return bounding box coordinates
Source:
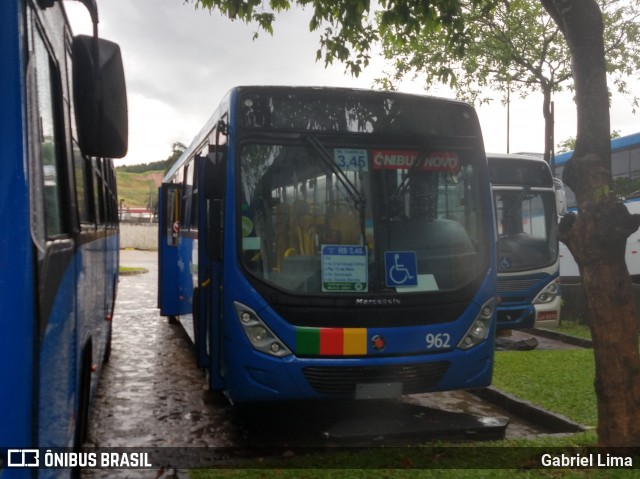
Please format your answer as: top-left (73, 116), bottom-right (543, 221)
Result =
top-left (425, 333), bottom-right (451, 350)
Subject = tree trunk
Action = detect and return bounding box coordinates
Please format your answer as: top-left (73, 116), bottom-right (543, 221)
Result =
top-left (540, 0), bottom-right (640, 447)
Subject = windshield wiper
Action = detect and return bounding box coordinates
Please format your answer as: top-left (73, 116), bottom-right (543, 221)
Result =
top-left (305, 135), bottom-right (367, 243)
top-left (506, 186), bottom-right (531, 218)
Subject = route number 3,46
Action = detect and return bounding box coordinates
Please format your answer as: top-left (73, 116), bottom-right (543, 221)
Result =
top-left (425, 333), bottom-right (451, 350)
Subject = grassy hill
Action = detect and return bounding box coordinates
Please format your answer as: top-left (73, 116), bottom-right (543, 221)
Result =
top-left (116, 169), bottom-right (163, 208)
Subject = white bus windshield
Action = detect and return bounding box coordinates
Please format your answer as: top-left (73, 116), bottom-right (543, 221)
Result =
top-left (494, 188), bottom-right (558, 272)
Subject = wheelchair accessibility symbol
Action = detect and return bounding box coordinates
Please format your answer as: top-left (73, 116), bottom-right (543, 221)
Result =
top-left (385, 251), bottom-right (418, 287)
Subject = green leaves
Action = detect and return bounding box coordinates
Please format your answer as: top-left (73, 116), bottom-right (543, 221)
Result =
top-left (189, 0), bottom-right (640, 111)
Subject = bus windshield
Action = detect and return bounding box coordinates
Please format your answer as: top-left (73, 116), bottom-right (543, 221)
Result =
top-left (239, 139), bottom-right (487, 294)
top-left (494, 187), bottom-right (558, 272)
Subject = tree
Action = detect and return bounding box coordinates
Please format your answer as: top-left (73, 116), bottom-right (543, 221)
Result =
top-left (541, 0), bottom-right (640, 447)
top-left (375, 0), bottom-right (640, 164)
top-left (192, 0), bottom-right (640, 447)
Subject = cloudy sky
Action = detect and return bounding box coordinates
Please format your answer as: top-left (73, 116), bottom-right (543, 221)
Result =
top-left (65, 0), bottom-right (639, 166)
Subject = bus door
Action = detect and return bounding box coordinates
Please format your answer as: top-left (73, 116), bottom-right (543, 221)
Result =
top-left (200, 149), bottom-right (226, 389)
top-left (158, 183), bottom-right (190, 318)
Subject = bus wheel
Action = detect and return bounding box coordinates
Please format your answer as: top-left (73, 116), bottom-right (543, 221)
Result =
top-left (168, 315), bottom-right (178, 324)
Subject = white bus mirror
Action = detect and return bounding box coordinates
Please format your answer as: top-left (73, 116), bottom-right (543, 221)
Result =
top-left (554, 178), bottom-right (567, 216)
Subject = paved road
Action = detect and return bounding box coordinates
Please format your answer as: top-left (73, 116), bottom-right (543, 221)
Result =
top-left (87, 249), bottom-right (239, 450)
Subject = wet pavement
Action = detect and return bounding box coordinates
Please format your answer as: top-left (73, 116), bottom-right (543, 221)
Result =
top-left (87, 249), bottom-right (239, 449)
top-left (83, 249), bottom-right (580, 475)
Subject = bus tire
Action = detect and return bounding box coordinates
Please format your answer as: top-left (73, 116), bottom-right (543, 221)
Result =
top-left (168, 315), bottom-right (179, 324)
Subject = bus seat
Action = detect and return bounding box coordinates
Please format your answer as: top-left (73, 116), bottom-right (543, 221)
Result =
top-left (327, 211), bottom-right (360, 245)
top-left (296, 213), bottom-right (315, 255)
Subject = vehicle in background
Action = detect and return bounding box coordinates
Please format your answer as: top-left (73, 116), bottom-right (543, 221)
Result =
top-left (158, 86), bottom-right (498, 403)
top-left (554, 133), bottom-right (640, 281)
top-left (488, 154), bottom-right (562, 329)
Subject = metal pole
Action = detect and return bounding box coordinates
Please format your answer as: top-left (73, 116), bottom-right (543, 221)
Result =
top-left (506, 85), bottom-right (510, 154)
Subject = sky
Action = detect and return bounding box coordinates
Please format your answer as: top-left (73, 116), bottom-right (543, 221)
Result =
top-left (64, 0), bottom-right (640, 166)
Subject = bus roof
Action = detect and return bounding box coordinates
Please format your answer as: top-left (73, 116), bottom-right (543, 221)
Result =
top-left (487, 152), bottom-right (548, 163)
top-left (487, 153), bottom-right (554, 187)
top-left (164, 86), bottom-right (479, 182)
top-left (554, 131), bottom-right (640, 167)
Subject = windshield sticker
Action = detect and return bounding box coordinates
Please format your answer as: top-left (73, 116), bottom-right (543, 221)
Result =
top-left (372, 150), bottom-right (460, 172)
top-left (334, 148), bottom-right (369, 172)
top-left (384, 251), bottom-right (418, 287)
top-left (321, 245), bottom-right (368, 292)
top-left (396, 274), bottom-right (439, 293)
top-left (500, 256), bottom-right (512, 269)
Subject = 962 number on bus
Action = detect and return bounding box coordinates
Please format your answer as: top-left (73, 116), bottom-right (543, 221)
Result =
top-left (425, 333), bottom-right (451, 350)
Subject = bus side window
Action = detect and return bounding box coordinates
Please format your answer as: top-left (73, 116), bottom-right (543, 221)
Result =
top-left (164, 184), bottom-right (182, 247)
top-left (91, 158), bottom-right (105, 225)
top-left (33, 26), bottom-right (69, 238)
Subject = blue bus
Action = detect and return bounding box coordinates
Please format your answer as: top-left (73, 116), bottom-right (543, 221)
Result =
top-left (554, 132), bottom-right (640, 279)
top-left (0, 0), bottom-right (127, 471)
top-left (488, 154), bottom-right (561, 330)
top-left (159, 86), bottom-right (497, 403)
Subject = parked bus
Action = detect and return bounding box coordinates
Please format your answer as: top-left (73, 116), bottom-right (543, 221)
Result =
top-left (159, 86), bottom-right (497, 402)
top-left (554, 133), bottom-right (640, 280)
top-left (0, 0), bottom-right (127, 470)
top-left (488, 154), bottom-right (562, 329)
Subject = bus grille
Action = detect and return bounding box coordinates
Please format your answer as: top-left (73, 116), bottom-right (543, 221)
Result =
top-left (302, 362), bottom-right (450, 396)
top-left (497, 278), bottom-right (539, 294)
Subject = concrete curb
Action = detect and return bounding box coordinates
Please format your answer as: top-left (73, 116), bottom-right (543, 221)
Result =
top-left (469, 386), bottom-right (588, 434)
top-left (471, 328), bottom-right (591, 435)
top-left (527, 327), bottom-right (593, 348)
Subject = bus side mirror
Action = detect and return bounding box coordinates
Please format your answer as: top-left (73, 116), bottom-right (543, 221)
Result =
top-left (553, 178), bottom-right (567, 216)
top-left (73, 35), bottom-right (128, 158)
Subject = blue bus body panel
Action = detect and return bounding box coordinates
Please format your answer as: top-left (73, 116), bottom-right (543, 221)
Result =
top-left (0, 0), bottom-right (35, 451)
top-left (220, 274), bottom-right (497, 402)
top-left (555, 132), bottom-right (640, 168)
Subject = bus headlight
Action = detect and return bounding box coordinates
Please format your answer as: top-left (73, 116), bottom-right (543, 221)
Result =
top-left (533, 281), bottom-right (559, 304)
top-left (458, 298), bottom-right (495, 350)
top-left (234, 302), bottom-right (292, 357)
